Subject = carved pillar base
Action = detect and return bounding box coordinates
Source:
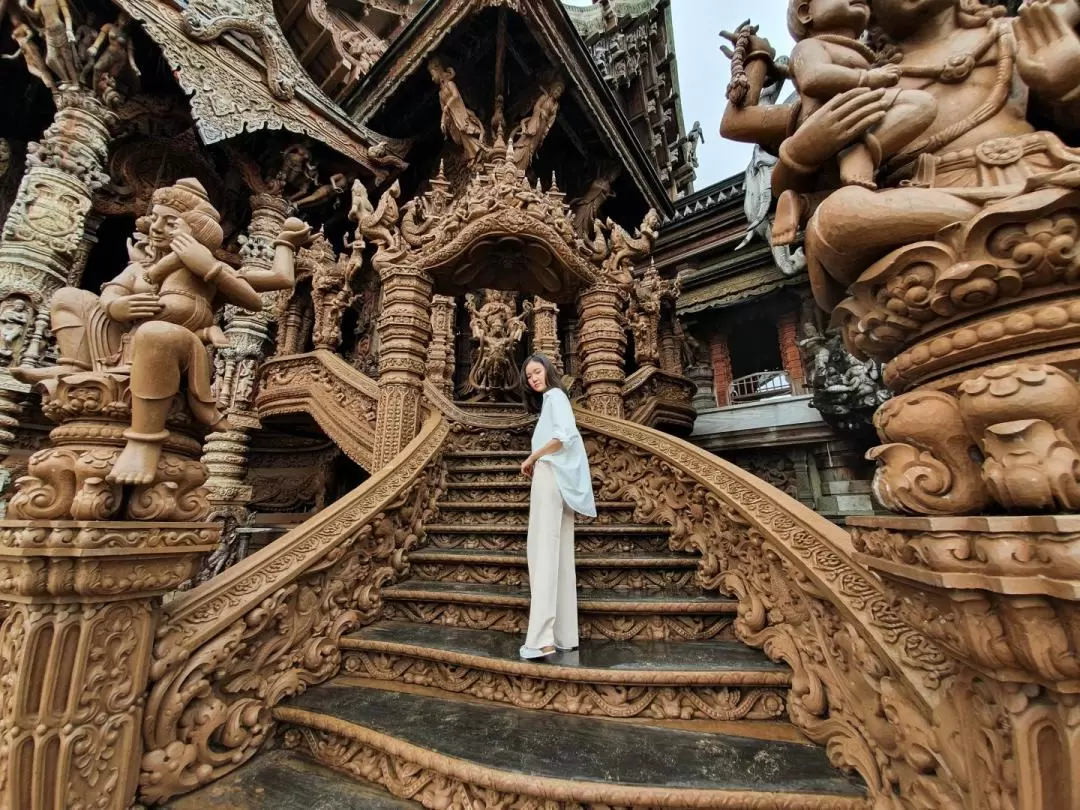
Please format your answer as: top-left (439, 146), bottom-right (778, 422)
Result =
top-left (577, 282), bottom-right (627, 418)
top-left (687, 365), bottom-right (716, 411)
top-left (7, 372), bottom-right (211, 523)
top-left (851, 514), bottom-right (1080, 810)
top-left (0, 520), bottom-right (217, 810)
top-left (197, 427), bottom-right (255, 582)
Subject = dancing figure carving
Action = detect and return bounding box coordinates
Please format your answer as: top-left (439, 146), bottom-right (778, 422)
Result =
top-left (429, 56), bottom-right (486, 164)
top-left (463, 290), bottom-right (532, 401)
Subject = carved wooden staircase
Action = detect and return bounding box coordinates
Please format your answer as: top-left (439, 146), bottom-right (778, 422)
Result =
top-left (157, 353), bottom-right (884, 809)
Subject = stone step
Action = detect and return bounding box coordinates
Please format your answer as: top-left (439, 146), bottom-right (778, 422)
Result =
top-left (430, 501), bottom-right (642, 526)
top-left (407, 548), bottom-right (699, 589)
top-left (277, 683), bottom-right (866, 809)
top-left (340, 621), bottom-right (790, 721)
top-left (444, 450), bottom-right (527, 460)
top-left (424, 522), bottom-right (673, 553)
top-left (381, 581), bottom-right (737, 641)
top-left (161, 748), bottom-right (422, 809)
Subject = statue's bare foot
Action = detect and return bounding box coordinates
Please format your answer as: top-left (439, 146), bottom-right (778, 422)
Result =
top-left (107, 438), bottom-right (162, 486)
top-left (839, 145), bottom-right (878, 190)
top-left (10, 364), bottom-right (82, 384)
top-left (772, 191), bottom-right (807, 247)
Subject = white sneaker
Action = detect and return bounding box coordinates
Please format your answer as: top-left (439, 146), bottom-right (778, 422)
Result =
top-left (519, 644), bottom-right (556, 660)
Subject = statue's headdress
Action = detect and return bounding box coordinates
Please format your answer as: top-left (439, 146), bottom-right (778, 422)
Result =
top-left (151, 178), bottom-right (224, 251)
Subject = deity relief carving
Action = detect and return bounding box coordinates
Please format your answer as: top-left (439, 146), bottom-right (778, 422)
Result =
top-left (628, 262), bottom-right (678, 369)
top-left (7, 178), bottom-right (310, 519)
top-left (463, 290), bottom-right (532, 401)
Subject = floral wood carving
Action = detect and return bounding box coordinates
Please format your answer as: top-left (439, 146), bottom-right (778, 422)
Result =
top-left (575, 411), bottom-right (1023, 809)
top-left (138, 414), bottom-right (448, 804)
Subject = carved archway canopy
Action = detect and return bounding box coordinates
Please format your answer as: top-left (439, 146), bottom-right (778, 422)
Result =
top-left (399, 142), bottom-right (600, 304)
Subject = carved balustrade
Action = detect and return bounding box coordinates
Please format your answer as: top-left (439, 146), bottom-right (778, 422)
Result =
top-left (138, 412), bottom-right (448, 804)
top-left (577, 409), bottom-right (1067, 810)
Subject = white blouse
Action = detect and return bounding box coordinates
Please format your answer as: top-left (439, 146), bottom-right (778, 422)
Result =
top-left (532, 388), bottom-right (597, 517)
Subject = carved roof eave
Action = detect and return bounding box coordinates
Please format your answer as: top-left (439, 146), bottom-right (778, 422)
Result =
top-left (118, 0), bottom-right (405, 182)
top-left (346, 0), bottom-right (673, 216)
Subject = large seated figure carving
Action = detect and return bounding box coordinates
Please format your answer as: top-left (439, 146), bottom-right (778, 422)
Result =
top-left (11, 178), bottom-right (310, 506)
top-left (723, 0), bottom-right (1080, 515)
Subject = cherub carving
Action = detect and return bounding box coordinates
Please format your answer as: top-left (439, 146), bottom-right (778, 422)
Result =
top-left (786, 0), bottom-right (936, 189)
top-left (463, 290), bottom-right (533, 401)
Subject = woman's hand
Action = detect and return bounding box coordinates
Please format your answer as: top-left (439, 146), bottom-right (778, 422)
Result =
top-left (521, 455), bottom-right (536, 478)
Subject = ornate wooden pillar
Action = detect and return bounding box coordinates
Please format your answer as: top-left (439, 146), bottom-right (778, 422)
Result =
top-left (0, 91), bottom-right (114, 483)
top-left (531, 296), bottom-right (563, 375)
top-left (372, 263), bottom-right (433, 468)
top-left (200, 193), bottom-right (292, 580)
top-left (577, 281), bottom-right (627, 418)
top-left (427, 294), bottom-right (457, 396)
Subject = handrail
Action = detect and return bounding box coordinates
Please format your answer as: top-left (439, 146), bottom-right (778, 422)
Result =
top-left (256, 350), bottom-right (380, 470)
top-left (141, 411), bottom-right (450, 803)
top-left (575, 408), bottom-right (955, 804)
top-left (727, 370), bottom-right (795, 403)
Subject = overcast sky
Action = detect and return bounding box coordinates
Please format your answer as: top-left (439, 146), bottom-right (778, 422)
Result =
top-left (566, 0), bottom-right (793, 190)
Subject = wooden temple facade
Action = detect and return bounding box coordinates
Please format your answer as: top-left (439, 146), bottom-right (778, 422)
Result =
top-left (0, 1), bottom-right (1076, 809)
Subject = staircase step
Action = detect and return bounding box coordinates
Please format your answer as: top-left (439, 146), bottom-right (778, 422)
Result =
top-left (277, 683), bottom-right (866, 809)
top-left (408, 548), bottom-right (699, 588)
top-left (444, 450), bottom-right (526, 459)
top-left (425, 522), bottom-right (673, 553)
top-left (381, 581), bottom-right (737, 641)
top-left (432, 502), bottom-right (640, 526)
top-left (341, 622), bottom-right (789, 720)
top-left (161, 748), bottom-right (421, 809)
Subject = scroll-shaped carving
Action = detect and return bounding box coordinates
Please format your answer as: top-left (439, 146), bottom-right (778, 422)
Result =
top-left (182, 0), bottom-right (296, 100)
top-left (139, 415), bottom-right (449, 804)
top-left (868, 390), bottom-right (991, 516)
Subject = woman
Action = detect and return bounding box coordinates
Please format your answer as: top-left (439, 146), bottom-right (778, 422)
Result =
top-left (518, 353), bottom-right (597, 660)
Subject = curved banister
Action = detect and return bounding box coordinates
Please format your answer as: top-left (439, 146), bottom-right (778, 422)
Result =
top-left (256, 350), bottom-right (380, 470)
top-left (574, 408), bottom-right (958, 805)
top-left (141, 411), bottom-right (450, 803)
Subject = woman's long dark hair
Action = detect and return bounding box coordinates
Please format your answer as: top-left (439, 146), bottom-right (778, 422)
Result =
top-left (519, 353), bottom-right (568, 413)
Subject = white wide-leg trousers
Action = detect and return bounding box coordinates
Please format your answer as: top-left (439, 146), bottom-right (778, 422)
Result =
top-left (524, 461), bottom-right (579, 650)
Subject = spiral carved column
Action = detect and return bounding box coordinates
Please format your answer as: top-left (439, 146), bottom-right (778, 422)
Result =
top-left (0, 92), bottom-right (114, 499)
top-left (372, 264), bottom-right (434, 469)
top-left (577, 281), bottom-right (627, 417)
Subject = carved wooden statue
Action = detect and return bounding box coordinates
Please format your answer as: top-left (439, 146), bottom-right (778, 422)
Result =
top-left (511, 76), bottom-right (565, 168)
top-left (18, 0), bottom-right (79, 87)
top-left (80, 11), bottom-right (140, 105)
top-left (463, 290), bottom-right (533, 401)
top-left (12, 178), bottom-right (310, 487)
top-left (428, 56), bottom-right (486, 164)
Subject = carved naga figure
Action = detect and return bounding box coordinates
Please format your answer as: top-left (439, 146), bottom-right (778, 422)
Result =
top-left (463, 290), bottom-right (533, 401)
top-left (12, 178), bottom-right (311, 486)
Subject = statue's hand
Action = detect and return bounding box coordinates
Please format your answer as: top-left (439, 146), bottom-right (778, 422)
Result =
top-left (109, 292), bottom-right (163, 322)
top-left (1016, 0), bottom-right (1080, 102)
top-left (275, 217), bottom-right (314, 250)
top-left (719, 24), bottom-right (774, 63)
top-left (170, 232), bottom-right (218, 276)
top-left (783, 87), bottom-right (888, 170)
